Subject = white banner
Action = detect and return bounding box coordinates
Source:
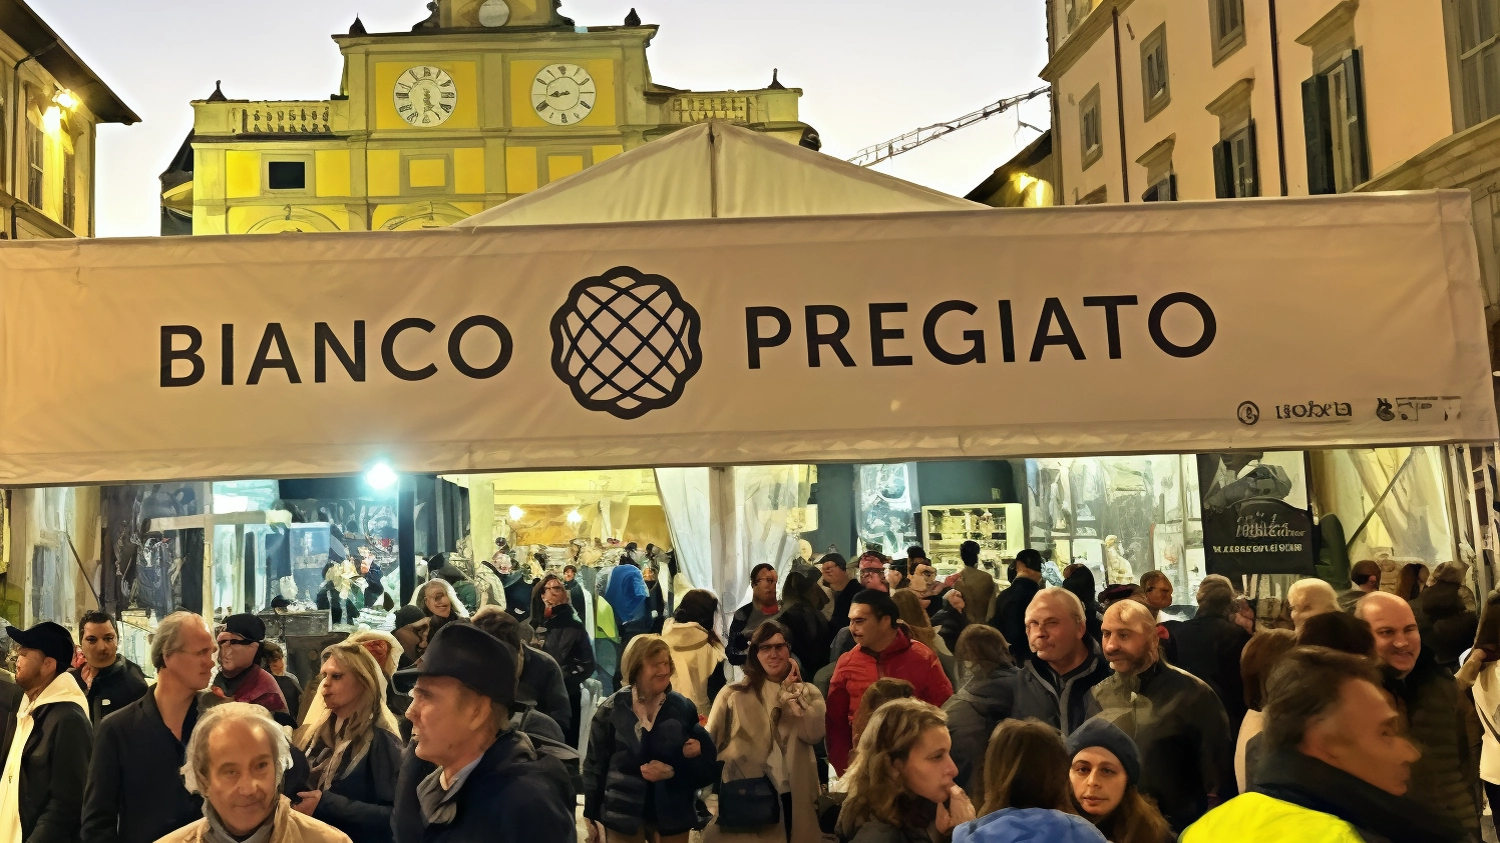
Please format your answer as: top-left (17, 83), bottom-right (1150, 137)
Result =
top-left (0, 190), bottom-right (1492, 485)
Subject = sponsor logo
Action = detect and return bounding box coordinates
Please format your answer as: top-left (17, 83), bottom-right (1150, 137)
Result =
top-left (1236, 401), bottom-right (1260, 425)
top-left (550, 266), bottom-right (703, 420)
top-left (1375, 396), bottom-right (1463, 423)
top-left (1273, 400), bottom-right (1352, 421)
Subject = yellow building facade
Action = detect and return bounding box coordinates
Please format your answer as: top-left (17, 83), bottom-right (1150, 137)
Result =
top-left (162, 0), bottom-right (816, 235)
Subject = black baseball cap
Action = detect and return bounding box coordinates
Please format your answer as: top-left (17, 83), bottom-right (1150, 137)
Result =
top-left (7, 621), bottom-right (74, 670)
top-left (393, 622), bottom-right (517, 705)
top-left (221, 613), bottom-right (265, 644)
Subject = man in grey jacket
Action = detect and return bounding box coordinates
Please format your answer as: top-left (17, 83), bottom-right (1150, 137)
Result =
top-left (1009, 588), bottom-right (1109, 735)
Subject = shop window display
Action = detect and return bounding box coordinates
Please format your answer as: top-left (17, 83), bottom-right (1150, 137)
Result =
top-left (1027, 455), bottom-right (1207, 601)
top-left (856, 463), bottom-right (919, 555)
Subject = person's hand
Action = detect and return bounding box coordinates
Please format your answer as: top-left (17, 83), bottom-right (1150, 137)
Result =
top-left (293, 791), bottom-right (322, 816)
top-left (784, 661), bottom-right (802, 686)
top-left (1468, 648), bottom-right (1487, 666)
top-left (946, 591), bottom-right (966, 612)
top-left (586, 820), bottom-right (604, 843)
top-left (683, 739), bottom-right (702, 759)
top-left (935, 785), bottom-right (975, 833)
top-left (641, 760), bottom-right (675, 781)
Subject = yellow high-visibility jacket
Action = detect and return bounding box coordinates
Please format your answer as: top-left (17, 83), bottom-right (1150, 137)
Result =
top-left (1181, 793), bottom-right (1364, 843)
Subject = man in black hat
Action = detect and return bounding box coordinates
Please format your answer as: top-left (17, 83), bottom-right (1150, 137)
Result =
top-left (392, 623), bottom-right (575, 843)
top-left (0, 621), bottom-right (92, 843)
top-left (211, 614), bottom-right (288, 719)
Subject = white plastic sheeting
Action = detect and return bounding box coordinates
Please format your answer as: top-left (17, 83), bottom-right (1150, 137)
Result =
top-left (1312, 447), bottom-right (1458, 565)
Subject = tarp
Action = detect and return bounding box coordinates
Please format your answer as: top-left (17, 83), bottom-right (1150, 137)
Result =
top-left (453, 121), bottom-right (982, 227)
top-left (0, 190), bottom-right (1492, 485)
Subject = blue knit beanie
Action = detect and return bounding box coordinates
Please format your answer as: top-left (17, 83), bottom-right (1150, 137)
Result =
top-left (1067, 717), bottom-right (1142, 787)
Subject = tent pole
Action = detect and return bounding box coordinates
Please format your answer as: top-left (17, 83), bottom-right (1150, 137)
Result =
top-left (1344, 450), bottom-right (1416, 551)
top-left (708, 122), bottom-right (719, 219)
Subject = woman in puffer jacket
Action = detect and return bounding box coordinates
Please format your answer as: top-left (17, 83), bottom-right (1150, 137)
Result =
top-left (706, 621), bottom-right (831, 842)
top-left (583, 634), bottom-right (718, 843)
top-left (942, 626), bottom-right (1017, 800)
top-left (951, 719), bottom-right (1105, 843)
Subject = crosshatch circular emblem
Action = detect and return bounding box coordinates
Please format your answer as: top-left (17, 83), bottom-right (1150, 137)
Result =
top-left (550, 266), bottom-right (703, 420)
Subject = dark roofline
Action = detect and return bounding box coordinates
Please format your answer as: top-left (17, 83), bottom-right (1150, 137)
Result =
top-left (0, 0), bottom-right (138, 124)
top-left (333, 23), bottom-right (658, 44)
top-left (965, 129), bottom-right (1051, 203)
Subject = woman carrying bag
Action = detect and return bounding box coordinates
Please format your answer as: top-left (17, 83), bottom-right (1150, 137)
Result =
top-left (707, 621), bottom-right (832, 843)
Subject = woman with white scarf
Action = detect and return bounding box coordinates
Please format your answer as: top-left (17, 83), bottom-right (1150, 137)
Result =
top-left (291, 640), bottom-right (402, 843)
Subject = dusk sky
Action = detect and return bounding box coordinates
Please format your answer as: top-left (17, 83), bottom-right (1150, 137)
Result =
top-left (30, 0), bottom-right (1049, 237)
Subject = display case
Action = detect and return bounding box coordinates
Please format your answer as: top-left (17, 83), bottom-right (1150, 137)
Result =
top-left (921, 504), bottom-right (1024, 574)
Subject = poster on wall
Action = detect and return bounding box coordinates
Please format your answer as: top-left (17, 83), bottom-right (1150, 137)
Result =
top-left (1197, 452), bottom-right (1315, 577)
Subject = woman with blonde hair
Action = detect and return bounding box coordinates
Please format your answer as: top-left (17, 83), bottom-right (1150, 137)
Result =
top-left (415, 577), bottom-right (470, 620)
top-left (835, 698), bottom-right (975, 842)
top-left (290, 639), bottom-right (401, 843)
top-left (707, 621), bottom-right (828, 842)
top-left (891, 588), bottom-right (957, 686)
top-left (583, 634), bottom-right (718, 843)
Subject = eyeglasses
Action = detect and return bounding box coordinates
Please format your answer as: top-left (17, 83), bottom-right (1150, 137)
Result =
top-left (217, 637), bottom-right (254, 647)
top-left (757, 643), bottom-right (790, 654)
top-left (754, 577), bottom-right (777, 586)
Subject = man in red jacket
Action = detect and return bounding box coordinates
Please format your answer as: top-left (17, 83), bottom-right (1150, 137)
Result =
top-left (825, 590), bottom-right (953, 773)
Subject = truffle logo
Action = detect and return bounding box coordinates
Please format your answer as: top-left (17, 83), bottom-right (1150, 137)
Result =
top-left (550, 266), bottom-right (703, 420)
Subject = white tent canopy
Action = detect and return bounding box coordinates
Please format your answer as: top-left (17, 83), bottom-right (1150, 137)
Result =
top-left (459, 121), bottom-right (983, 610)
top-left (454, 121), bottom-right (982, 228)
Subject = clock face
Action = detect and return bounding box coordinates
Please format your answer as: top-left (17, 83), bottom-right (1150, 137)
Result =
top-left (478, 0), bottom-right (511, 27)
top-left (394, 66), bottom-right (457, 127)
top-left (531, 64), bottom-right (596, 126)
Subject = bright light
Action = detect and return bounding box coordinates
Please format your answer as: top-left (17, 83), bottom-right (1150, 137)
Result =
top-left (566, 509), bottom-right (583, 525)
top-left (508, 505), bottom-right (525, 521)
top-left (52, 90), bottom-right (78, 110)
top-left (41, 105), bottom-right (60, 134)
top-left (364, 462), bottom-right (398, 491)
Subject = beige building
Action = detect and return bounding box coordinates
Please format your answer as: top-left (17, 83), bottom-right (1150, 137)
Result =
top-left (1021, 0), bottom-right (1500, 336)
top-left (0, 1), bottom-right (134, 239)
top-left (161, 0), bottom-right (815, 235)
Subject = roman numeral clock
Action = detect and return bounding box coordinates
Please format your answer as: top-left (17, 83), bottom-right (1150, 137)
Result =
top-left (394, 66), bottom-right (457, 126)
top-left (531, 64), bottom-right (596, 125)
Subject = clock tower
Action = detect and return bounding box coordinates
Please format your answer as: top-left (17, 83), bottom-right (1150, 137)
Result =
top-left (162, 1), bottom-right (817, 235)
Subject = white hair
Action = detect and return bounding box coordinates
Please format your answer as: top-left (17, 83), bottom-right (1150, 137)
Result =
top-left (181, 702), bottom-right (292, 794)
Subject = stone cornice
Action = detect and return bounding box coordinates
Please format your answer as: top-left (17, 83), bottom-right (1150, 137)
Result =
top-left (1040, 0), bottom-right (1135, 83)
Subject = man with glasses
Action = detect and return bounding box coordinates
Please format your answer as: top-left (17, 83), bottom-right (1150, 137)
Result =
top-left (728, 563), bottom-right (783, 666)
top-left (211, 614), bottom-right (288, 721)
top-left (856, 553), bottom-right (889, 595)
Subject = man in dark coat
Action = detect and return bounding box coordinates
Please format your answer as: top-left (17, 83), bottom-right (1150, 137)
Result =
top-left (1010, 588), bottom-right (1110, 735)
top-left (470, 607), bottom-right (574, 734)
top-left (1357, 591), bottom-right (1481, 837)
top-left (1092, 600), bottom-right (1236, 832)
top-left (0, 621), bottom-right (93, 843)
top-left (990, 548), bottom-right (1045, 663)
top-left (727, 563), bottom-right (782, 666)
top-left (69, 611), bottom-right (148, 726)
top-left (392, 623), bottom-right (575, 843)
top-left (534, 575), bottom-right (596, 746)
top-left (819, 553), bottom-right (863, 632)
top-left (81, 611), bottom-right (218, 843)
top-left (1170, 575), bottom-right (1251, 734)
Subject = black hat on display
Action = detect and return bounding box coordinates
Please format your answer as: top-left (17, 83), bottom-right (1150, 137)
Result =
top-left (394, 623), bottom-right (517, 706)
top-left (222, 613), bottom-right (266, 643)
top-left (6, 621), bottom-right (75, 671)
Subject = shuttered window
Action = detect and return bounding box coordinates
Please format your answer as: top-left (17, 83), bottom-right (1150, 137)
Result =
top-left (1302, 50), bottom-right (1370, 194)
top-left (1141, 26), bottom-right (1171, 120)
top-left (1456, 0), bottom-right (1500, 127)
top-left (1213, 122), bottom-right (1259, 198)
top-left (1080, 86), bottom-right (1103, 169)
top-left (1210, 0), bottom-right (1246, 64)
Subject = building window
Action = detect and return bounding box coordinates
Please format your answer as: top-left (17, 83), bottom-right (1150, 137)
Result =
top-left (62, 146), bottom-right (75, 230)
top-left (1078, 185), bottom-right (1109, 204)
top-left (1079, 86), bottom-right (1103, 170)
top-left (1302, 50), bottom-right (1370, 194)
top-left (1210, 0), bottom-right (1246, 64)
top-left (1213, 122), bottom-right (1259, 198)
top-left (1141, 25), bottom-right (1171, 120)
top-left (1062, 0), bottom-right (1094, 37)
top-left (267, 161), bottom-right (307, 191)
top-left (1142, 175), bottom-right (1176, 201)
top-left (1453, 0), bottom-right (1500, 128)
top-left (25, 110), bottom-right (42, 209)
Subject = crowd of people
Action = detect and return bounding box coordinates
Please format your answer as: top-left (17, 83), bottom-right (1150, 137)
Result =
top-left (0, 546), bottom-right (1491, 843)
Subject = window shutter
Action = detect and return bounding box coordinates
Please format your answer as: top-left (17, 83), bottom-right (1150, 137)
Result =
top-left (1245, 120), bottom-right (1261, 197)
top-left (1302, 74), bottom-right (1336, 194)
top-left (1343, 49), bottom-right (1371, 185)
top-left (1168, 173), bottom-right (1178, 200)
top-left (1213, 141), bottom-right (1232, 198)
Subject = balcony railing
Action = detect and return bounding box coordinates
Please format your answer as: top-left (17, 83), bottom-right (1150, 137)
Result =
top-left (238, 102), bottom-right (336, 134)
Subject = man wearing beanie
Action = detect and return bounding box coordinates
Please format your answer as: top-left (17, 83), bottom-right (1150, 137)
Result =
top-left (391, 623), bottom-right (574, 842)
top-left (211, 613), bottom-right (288, 719)
top-left (0, 621), bottom-right (92, 843)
